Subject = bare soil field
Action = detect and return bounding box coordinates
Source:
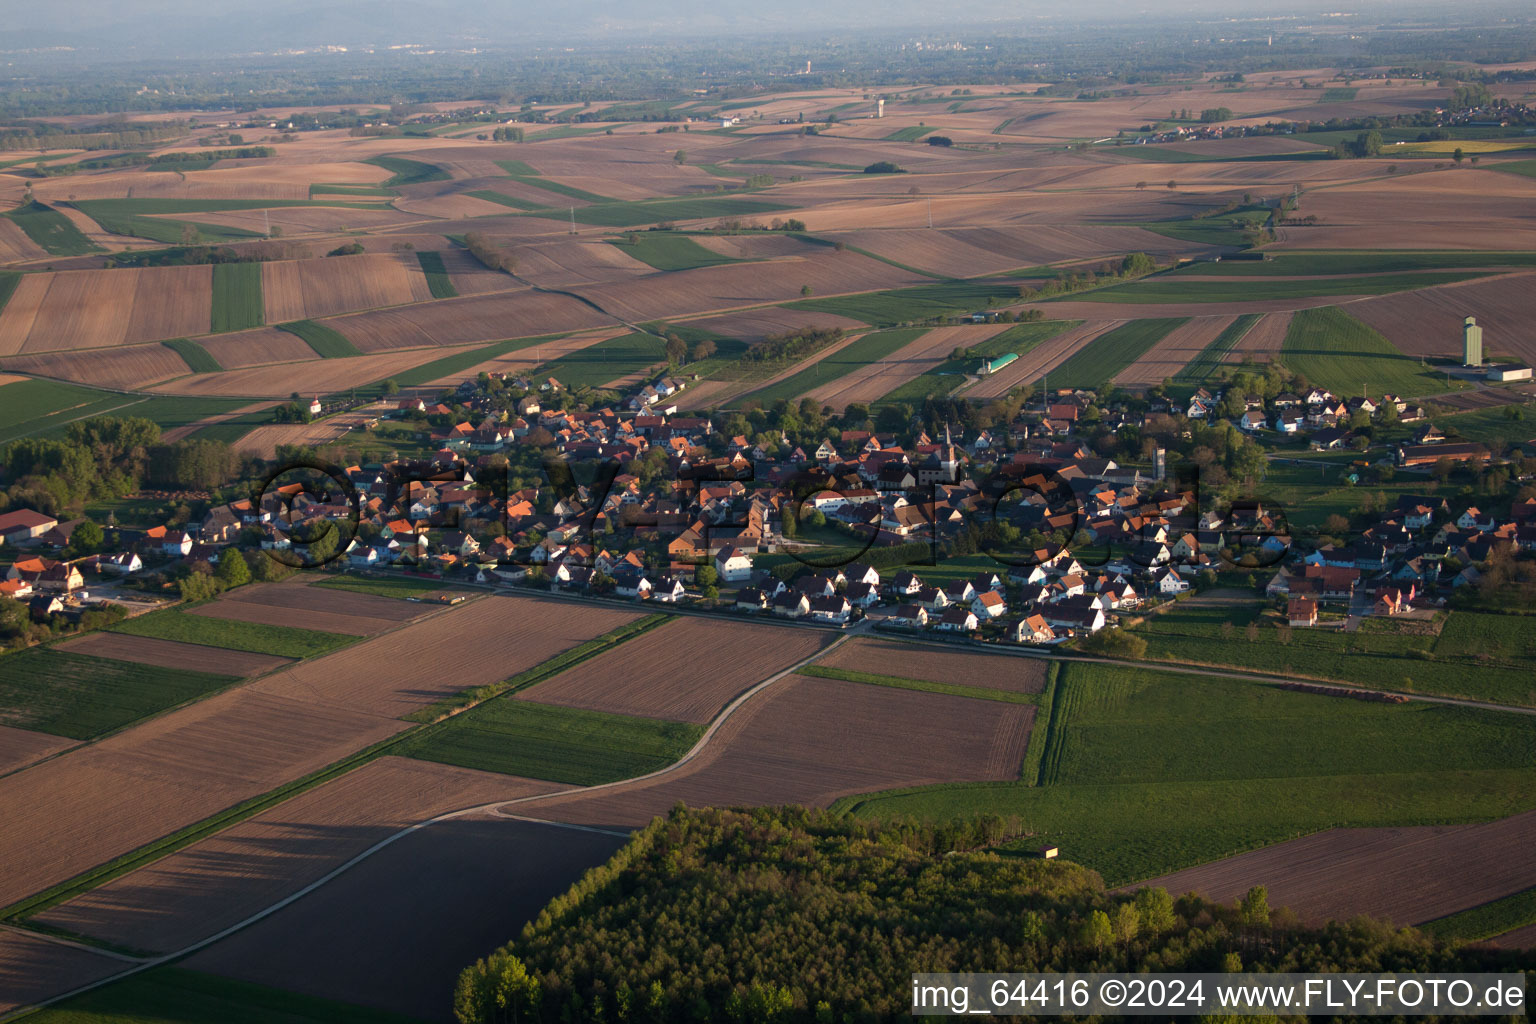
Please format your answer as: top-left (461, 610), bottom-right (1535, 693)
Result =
top-left (198, 326), bottom-right (320, 368)
top-left (176, 205), bottom-right (427, 237)
top-left (814, 638), bottom-right (1048, 693)
top-left (0, 930), bottom-right (127, 1016)
top-left (833, 224), bottom-right (1211, 274)
top-left (1230, 310), bottom-right (1292, 361)
top-left (435, 248), bottom-right (521, 297)
top-left (0, 217), bottom-right (47, 263)
top-left (57, 632), bottom-right (295, 677)
top-left (394, 193), bottom-right (526, 220)
top-left (0, 266), bottom-right (212, 355)
top-left (262, 253), bottom-right (434, 322)
top-left (803, 323), bottom-right (1011, 409)
top-left (679, 307), bottom-right (864, 342)
top-left (228, 417), bottom-right (370, 456)
top-left (38, 756), bottom-right (557, 953)
top-left (185, 815), bottom-right (624, 1023)
top-left (564, 249), bottom-right (928, 323)
top-left (1276, 167), bottom-right (1536, 250)
top-left (186, 579), bottom-right (426, 636)
top-left (1490, 923), bottom-right (1536, 950)
top-left (1028, 294), bottom-right (1350, 321)
top-left (1127, 809), bottom-right (1536, 926)
top-left (2, 344), bottom-right (192, 390)
top-left (518, 674), bottom-right (1034, 829)
top-left (146, 348), bottom-right (456, 398)
top-left (512, 238), bottom-right (655, 290)
top-left (421, 329), bottom-right (623, 386)
top-left (1348, 272), bottom-right (1536, 366)
top-left (0, 594), bottom-right (637, 909)
top-left (1113, 315), bottom-right (1236, 388)
top-left (330, 288), bottom-right (616, 352)
top-left (516, 617), bottom-right (835, 723)
top-left (0, 723), bottom-right (76, 776)
top-left (964, 320), bottom-right (1122, 399)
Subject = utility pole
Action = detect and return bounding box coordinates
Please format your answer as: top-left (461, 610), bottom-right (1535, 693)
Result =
top-left (569, 206), bottom-right (576, 235)
top-left (927, 197), bottom-right (933, 229)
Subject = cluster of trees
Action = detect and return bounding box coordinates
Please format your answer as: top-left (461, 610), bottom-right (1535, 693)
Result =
top-left (463, 231), bottom-right (518, 274)
top-left (0, 416), bottom-right (247, 517)
top-left (1017, 252), bottom-right (1159, 302)
top-left (0, 592), bottom-right (125, 651)
top-left (489, 126), bottom-right (525, 142)
top-left (1332, 129), bottom-right (1383, 159)
top-left (0, 122), bottom-right (183, 152)
top-left (1446, 82), bottom-right (1495, 111)
top-left (863, 161), bottom-right (905, 174)
top-left (1199, 106), bottom-right (1234, 122)
top-left (29, 145), bottom-right (274, 176)
top-left (662, 334), bottom-right (716, 365)
top-left (454, 805), bottom-right (1522, 1024)
top-left (740, 327), bottom-right (844, 365)
top-left (107, 239), bottom-right (314, 268)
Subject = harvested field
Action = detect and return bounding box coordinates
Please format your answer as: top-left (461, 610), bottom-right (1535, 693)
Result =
top-left (56, 632), bottom-right (295, 677)
top-left (1348, 272), bottom-right (1536, 366)
top-left (1112, 315), bottom-right (1237, 388)
top-left (964, 320), bottom-right (1123, 399)
top-left (434, 247), bottom-right (520, 297)
top-left (420, 329), bottom-right (624, 386)
top-left (2, 344), bottom-right (191, 390)
top-left (0, 723), bottom-right (75, 776)
top-left (261, 254), bottom-right (434, 322)
top-left (679, 307), bottom-right (863, 342)
top-left (0, 930), bottom-right (127, 1017)
top-left (1490, 923), bottom-right (1536, 950)
top-left (186, 815), bottom-right (623, 1023)
top-left (145, 348), bottom-right (454, 398)
top-left (185, 578), bottom-right (426, 637)
top-left (1278, 169), bottom-right (1536, 251)
top-left (1229, 310), bottom-right (1293, 361)
top-left (499, 238), bottom-right (653, 290)
top-left (0, 217), bottom-right (48, 262)
top-left (197, 326), bottom-right (319, 368)
top-left (0, 594), bottom-right (638, 909)
top-left (805, 323), bottom-right (1007, 409)
top-left (1128, 809), bottom-right (1536, 927)
top-left (814, 638), bottom-right (1047, 693)
top-left (516, 617), bottom-right (835, 723)
top-left (229, 418), bottom-right (368, 457)
top-left (518, 674), bottom-right (1033, 829)
top-left (330, 288), bottom-right (615, 353)
top-left (0, 266), bottom-right (212, 355)
top-left (38, 757), bottom-right (556, 953)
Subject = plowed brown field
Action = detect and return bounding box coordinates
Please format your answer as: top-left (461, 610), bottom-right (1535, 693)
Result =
top-left (126, 264), bottom-right (214, 340)
top-left (420, 328), bottom-right (624, 386)
top-left (1348, 272), bottom-right (1536, 365)
top-left (680, 307), bottom-right (863, 342)
top-left (57, 632), bottom-right (294, 676)
top-left (1231, 310), bottom-right (1293, 361)
top-left (0, 724), bottom-right (75, 776)
top-left (262, 254), bottom-right (434, 322)
top-left (516, 617), bottom-right (834, 723)
top-left (146, 348), bottom-right (455, 398)
top-left (1114, 315), bottom-right (1236, 388)
top-left (0, 266), bottom-right (212, 355)
top-left (185, 578), bottom-right (426, 636)
top-left (332, 288), bottom-right (615, 352)
top-left (517, 674), bottom-right (1033, 829)
top-left (0, 930), bottom-right (126, 1016)
top-left (0, 218), bottom-right (46, 262)
top-left (198, 326), bottom-right (319, 368)
top-left (1128, 809), bottom-right (1536, 926)
top-left (37, 757), bottom-right (557, 953)
top-left (803, 323), bottom-right (1011, 409)
top-left (3, 344), bottom-right (191, 390)
top-left (814, 638), bottom-right (1047, 693)
top-left (0, 594), bottom-right (638, 909)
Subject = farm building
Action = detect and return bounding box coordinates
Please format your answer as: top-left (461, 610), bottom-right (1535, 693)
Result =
top-left (977, 352), bottom-right (1019, 376)
top-left (1486, 365), bottom-right (1533, 383)
top-left (1288, 597), bottom-right (1318, 627)
top-left (1396, 442), bottom-right (1492, 468)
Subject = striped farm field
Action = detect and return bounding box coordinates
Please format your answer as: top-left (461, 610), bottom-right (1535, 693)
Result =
top-left (276, 319), bottom-right (365, 358)
top-left (1279, 306), bottom-right (1458, 399)
top-left (2, 201), bottom-right (102, 256)
top-left (1044, 317), bottom-right (1188, 391)
top-left (1113, 315), bottom-right (1238, 389)
top-left (1174, 313), bottom-right (1261, 386)
top-left (535, 331), bottom-right (666, 389)
top-left (3, 345), bottom-right (192, 391)
top-left (743, 327), bottom-right (924, 406)
top-left (261, 254), bottom-right (434, 323)
top-left (0, 265), bottom-right (209, 355)
top-left (211, 263), bottom-right (264, 333)
top-left (0, 378), bottom-right (137, 443)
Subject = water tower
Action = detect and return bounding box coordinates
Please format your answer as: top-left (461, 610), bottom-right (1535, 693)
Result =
top-left (877, 99), bottom-right (885, 118)
top-left (1463, 316), bottom-right (1483, 366)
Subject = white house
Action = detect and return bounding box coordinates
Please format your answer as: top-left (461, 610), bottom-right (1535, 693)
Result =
top-left (1151, 567), bottom-right (1189, 594)
top-left (714, 546), bottom-right (754, 582)
top-left (971, 591), bottom-right (1007, 619)
top-left (651, 575), bottom-right (686, 603)
top-left (808, 594), bottom-right (852, 624)
top-left (936, 607), bottom-right (979, 633)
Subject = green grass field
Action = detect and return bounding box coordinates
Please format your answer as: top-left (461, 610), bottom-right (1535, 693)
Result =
top-left (399, 698), bottom-right (702, 785)
top-left (1080, 271), bottom-right (1484, 304)
top-left (364, 155), bottom-right (450, 187)
top-left (609, 233), bottom-right (737, 271)
top-left (310, 183), bottom-right (400, 198)
top-left (787, 279), bottom-right (1023, 327)
top-left (71, 199), bottom-right (342, 245)
top-left (1044, 317), bottom-right (1187, 391)
top-left (1321, 87), bottom-right (1359, 102)
top-left (1490, 159), bottom-right (1536, 180)
top-left (536, 331), bottom-right (666, 389)
top-left (1279, 305), bottom-right (1456, 399)
top-left (162, 337), bottom-right (222, 373)
top-left (566, 196), bottom-right (792, 228)
top-left (3, 200), bottom-right (102, 255)
top-left (884, 126), bottom-right (938, 142)
top-left (1420, 886), bottom-right (1536, 943)
top-left (1138, 207), bottom-right (1271, 248)
top-left (744, 327), bottom-right (927, 405)
top-left (1174, 313), bottom-right (1259, 387)
top-left (878, 319), bottom-right (1080, 405)
top-left (277, 319), bottom-right (364, 358)
top-left (188, 406), bottom-right (278, 444)
top-left (494, 167), bottom-right (613, 205)
top-left (466, 188), bottom-right (548, 212)
top-left (1134, 603), bottom-right (1536, 707)
top-left (0, 378), bottom-right (139, 444)
top-left (28, 968), bottom-right (427, 1024)
top-left (840, 662), bottom-right (1536, 884)
top-left (414, 251), bottom-right (458, 299)
top-left (389, 334), bottom-right (567, 388)
top-left (1166, 252), bottom-right (1536, 276)
top-left (119, 395), bottom-right (259, 434)
top-left (112, 608), bottom-right (354, 659)
top-left (0, 648), bottom-right (238, 740)
top-left (0, 271), bottom-right (18, 314)
top-left (210, 263), bottom-right (264, 333)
